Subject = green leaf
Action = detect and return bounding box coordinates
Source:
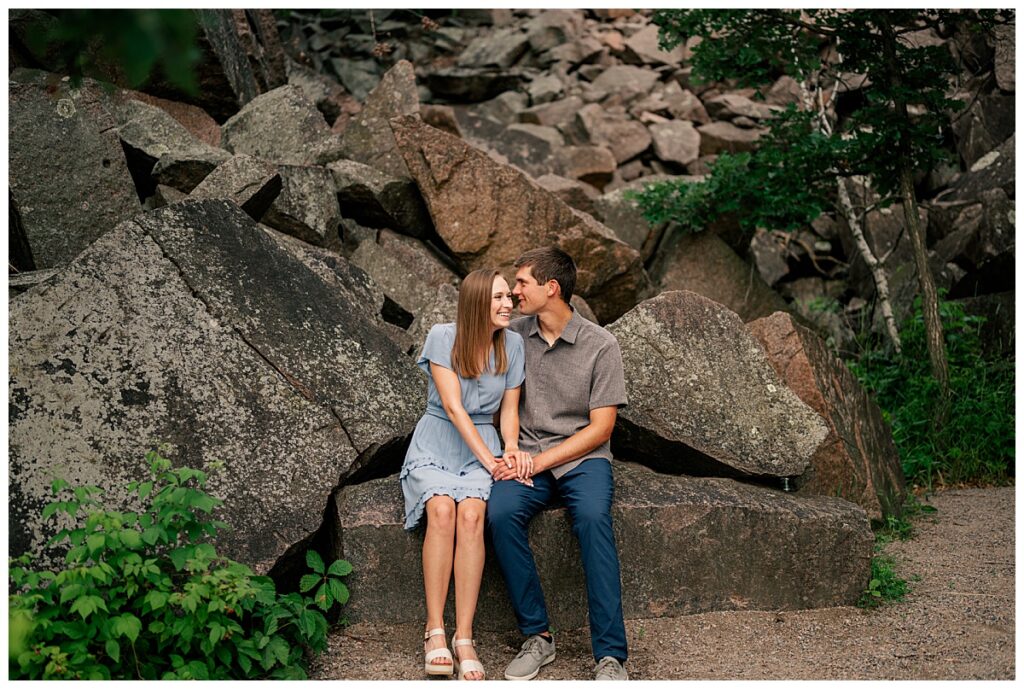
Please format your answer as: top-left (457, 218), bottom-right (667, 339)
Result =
top-left (119, 529), bottom-right (143, 548)
top-left (105, 639), bottom-right (120, 664)
top-left (306, 550), bottom-right (324, 574)
top-left (299, 574), bottom-right (321, 593)
top-left (86, 532), bottom-right (106, 553)
top-left (238, 653), bottom-right (252, 675)
top-left (314, 583), bottom-right (331, 611)
top-left (51, 478), bottom-right (69, 494)
top-left (141, 526), bottom-right (162, 545)
top-left (328, 560), bottom-right (353, 577)
top-left (209, 622), bottom-right (224, 644)
top-left (138, 481), bottom-right (154, 500)
top-left (114, 613), bottom-right (142, 643)
top-left (327, 578), bottom-right (349, 606)
top-left (298, 609), bottom-right (318, 637)
top-left (144, 590), bottom-right (169, 611)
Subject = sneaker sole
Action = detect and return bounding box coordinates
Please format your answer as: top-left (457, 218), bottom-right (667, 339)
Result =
top-left (504, 653), bottom-right (556, 681)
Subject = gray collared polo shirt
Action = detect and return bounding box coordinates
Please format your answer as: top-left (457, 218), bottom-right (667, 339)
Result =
top-left (508, 307), bottom-right (628, 479)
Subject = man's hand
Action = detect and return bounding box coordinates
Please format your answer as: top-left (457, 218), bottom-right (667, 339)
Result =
top-left (493, 450), bottom-right (534, 485)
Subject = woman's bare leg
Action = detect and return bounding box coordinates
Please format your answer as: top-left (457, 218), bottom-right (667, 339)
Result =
top-left (423, 496), bottom-right (456, 664)
top-left (453, 498), bottom-right (487, 679)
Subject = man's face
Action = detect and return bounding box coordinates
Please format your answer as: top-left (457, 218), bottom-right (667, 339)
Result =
top-left (513, 265), bottom-right (549, 315)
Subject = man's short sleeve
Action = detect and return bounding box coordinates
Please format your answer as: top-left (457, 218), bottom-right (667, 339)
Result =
top-left (589, 338), bottom-right (628, 410)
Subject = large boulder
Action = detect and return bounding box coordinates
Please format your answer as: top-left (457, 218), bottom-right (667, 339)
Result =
top-left (9, 200), bottom-right (423, 569)
top-left (622, 24), bottom-right (687, 66)
top-left (946, 134), bottom-right (1015, 203)
top-left (389, 114), bottom-right (652, 323)
top-left (747, 312), bottom-right (906, 521)
top-left (950, 92), bottom-right (1015, 169)
top-left (221, 85), bottom-right (332, 166)
top-left (9, 70), bottom-right (141, 269)
top-left (335, 460), bottom-right (872, 628)
top-left (260, 164), bottom-right (342, 249)
top-left (592, 174), bottom-right (683, 258)
top-left (589, 65), bottom-right (661, 102)
top-left (189, 154), bottom-right (282, 220)
top-left (608, 291), bottom-right (829, 480)
top-left (697, 121), bottom-right (766, 155)
top-left (650, 230), bottom-right (790, 322)
top-left (457, 26), bottom-right (531, 68)
top-left (328, 159), bottom-right (432, 237)
top-left (573, 103), bottom-right (653, 164)
top-left (649, 120), bottom-right (701, 166)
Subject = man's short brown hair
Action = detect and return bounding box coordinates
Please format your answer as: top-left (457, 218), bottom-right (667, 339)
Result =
top-left (514, 247), bottom-right (577, 304)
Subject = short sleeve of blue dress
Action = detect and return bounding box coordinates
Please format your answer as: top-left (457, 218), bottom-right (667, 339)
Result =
top-left (417, 323), bottom-right (454, 374)
top-left (505, 331), bottom-right (525, 389)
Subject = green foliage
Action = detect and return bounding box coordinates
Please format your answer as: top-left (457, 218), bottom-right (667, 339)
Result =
top-left (22, 9), bottom-right (202, 93)
top-left (849, 296), bottom-right (1015, 489)
top-left (8, 449), bottom-right (352, 680)
top-left (874, 494), bottom-right (938, 545)
top-left (858, 555), bottom-right (910, 608)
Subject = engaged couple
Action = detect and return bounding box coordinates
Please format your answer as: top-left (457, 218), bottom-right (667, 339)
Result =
top-left (400, 247), bottom-right (629, 681)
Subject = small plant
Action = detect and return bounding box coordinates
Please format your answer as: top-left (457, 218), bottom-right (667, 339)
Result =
top-left (858, 555), bottom-right (909, 609)
top-left (9, 448), bottom-right (352, 680)
top-left (874, 494), bottom-right (938, 545)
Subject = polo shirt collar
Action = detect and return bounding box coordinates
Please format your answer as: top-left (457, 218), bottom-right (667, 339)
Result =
top-left (527, 306), bottom-right (583, 345)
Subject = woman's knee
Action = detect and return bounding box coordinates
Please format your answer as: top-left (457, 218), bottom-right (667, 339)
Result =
top-left (457, 500), bottom-right (485, 534)
top-left (426, 496), bottom-right (456, 532)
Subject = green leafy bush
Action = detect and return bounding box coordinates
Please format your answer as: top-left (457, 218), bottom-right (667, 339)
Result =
top-left (9, 449), bottom-right (352, 680)
top-left (850, 296), bottom-right (1015, 489)
top-left (858, 555), bottom-right (910, 608)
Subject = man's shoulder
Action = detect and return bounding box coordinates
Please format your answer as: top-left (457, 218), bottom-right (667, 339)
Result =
top-left (576, 317), bottom-right (620, 349)
top-left (508, 316), bottom-right (534, 336)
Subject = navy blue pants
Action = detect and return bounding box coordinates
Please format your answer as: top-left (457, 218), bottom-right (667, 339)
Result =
top-left (486, 458), bottom-right (628, 663)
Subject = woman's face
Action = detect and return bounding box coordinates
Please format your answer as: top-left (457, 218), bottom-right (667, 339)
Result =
top-left (490, 275), bottom-right (514, 330)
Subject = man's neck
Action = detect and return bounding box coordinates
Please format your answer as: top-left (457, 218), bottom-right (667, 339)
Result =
top-left (536, 301), bottom-right (573, 345)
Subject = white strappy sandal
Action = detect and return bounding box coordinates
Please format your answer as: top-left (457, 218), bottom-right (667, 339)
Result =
top-left (424, 627), bottom-right (454, 676)
top-left (452, 635), bottom-right (486, 681)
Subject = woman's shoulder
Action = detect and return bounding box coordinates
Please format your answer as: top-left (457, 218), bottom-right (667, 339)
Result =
top-left (427, 322), bottom-right (456, 340)
top-left (503, 328), bottom-right (524, 347)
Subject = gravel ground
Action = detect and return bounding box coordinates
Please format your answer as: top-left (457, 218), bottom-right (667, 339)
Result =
top-left (310, 486), bottom-right (1014, 680)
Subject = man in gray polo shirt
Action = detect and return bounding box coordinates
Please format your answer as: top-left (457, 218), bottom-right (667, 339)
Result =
top-left (487, 247), bottom-right (629, 681)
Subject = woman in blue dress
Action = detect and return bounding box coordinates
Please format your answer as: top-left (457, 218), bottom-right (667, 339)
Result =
top-left (401, 268), bottom-right (531, 680)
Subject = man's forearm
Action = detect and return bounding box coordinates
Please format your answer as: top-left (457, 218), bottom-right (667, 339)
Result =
top-left (533, 423), bottom-right (611, 473)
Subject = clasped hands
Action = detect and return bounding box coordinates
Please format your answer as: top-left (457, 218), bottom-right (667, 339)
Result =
top-left (490, 449), bottom-right (535, 486)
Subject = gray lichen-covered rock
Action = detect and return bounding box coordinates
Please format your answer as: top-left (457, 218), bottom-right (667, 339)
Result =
top-left (589, 65), bottom-right (660, 102)
top-left (261, 164), bottom-right (341, 249)
top-left (189, 154), bottom-right (282, 220)
top-left (457, 26), bottom-right (530, 69)
top-left (334, 460), bottom-right (872, 628)
top-left (608, 291), bottom-right (829, 479)
top-left (390, 114), bottom-right (652, 323)
top-left (592, 174), bottom-right (682, 257)
top-left (328, 159), bottom-right (432, 237)
top-left (574, 104), bottom-right (652, 164)
top-left (649, 120), bottom-right (701, 166)
top-left (221, 84), bottom-right (332, 165)
top-left (747, 312), bottom-right (906, 522)
top-left (337, 60), bottom-right (420, 179)
top-left (405, 283), bottom-right (461, 356)
top-left (9, 199), bottom-right (423, 570)
top-left (9, 69), bottom-right (140, 269)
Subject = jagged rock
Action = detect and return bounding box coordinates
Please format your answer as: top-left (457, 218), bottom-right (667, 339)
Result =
top-left (114, 99), bottom-right (230, 194)
top-left (705, 93), bottom-right (783, 121)
top-left (697, 121), bottom-right (766, 155)
top-left (490, 123), bottom-right (565, 178)
top-left (535, 174), bottom-right (599, 215)
top-left (335, 460), bottom-right (872, 627)
top-left (524, 10), bottom-right (585, 52)
top-left (935, 188), bottom-right (1015, 298)
top-left (349, 229), bottom-right (461, 323)
top-left (261, 164), bottom-right (341, 249)
top-left (748, 312), bottom-right (906, 521)
top-left (221, 85), bottom-right (332, 166)
top-left (328, 159), bottom-right (432, 237)
top-left (661, 82), bottom-right (711, 123)
top-left (608, 291), bottom-right (828, 479)
top-left (420, 104), bottom-right (461, 137)
top-left (120, 90), bottom-right (222, 147)
top-left (337, 61), bottom-right (421, 180)
top-left (457, 26), bottom-right (530, 68)
top-left (9, 69), bottom-right (140, 269)
top-left (519, 96), bottom-right (585, 128)
top-left (947, 134), bottom-right (1015, 202)
top-left (951, 92), bottom-right (1015, 168)
top-left (993, 23), bottom-right (1015, 92)
top-left (8, 269), bottom-right (60, 299)
top-left (189, 155), bottom-right (282, 220)
top-left (764, 75), bottom-right (803, 107)
top-left (574, 103), bottom-right (652, 163)
top-left (405, 283), bottom-right (461, 355)
top-left (570, 294), bottom-right (598, 322)
top-left (468, 90), bottom-right (529, 125)
top-left (544, 36), bottom-right (604, 67)
top-left (329, 58), bottom-right (379, 102)
top-left (9, 199), bottom-right (423, 570)
top-left (622, 24), bottom-right (687, 65)
top-left (424, 66), bottom-right (525, 102)
top-left (148, 184), bottom-right (188, 209)
top-left (591, 174), bottom-right (680, 258)
top-left (650, 231), bottom-right (789, 322)
top-left (649, 120), bottom-right (701, 166)
top-left (589, 65), bottom-right (661, 102)
top-left (528, 74), bottom-right (565, 104)
top-left (286, 58), bottom-right (350, 124)
top-left (390, 114), bottom-right (651, 323)
top-left (555, 145), bottom-right (617, 188)
top-left (750, 228), bottom-right (790, 287)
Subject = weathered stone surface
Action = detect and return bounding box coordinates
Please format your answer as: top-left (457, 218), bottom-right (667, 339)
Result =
top-left (189, 155), bottom-right (282, 220)
top-left (424, 66), bottom-right (525, 103)
top-left (390, 114), bottom-right (652, 323)
top-left (147, 184), bottom-right (188, 209)
top-left (555, 145), bottom-right (617, 188)
top-left (420, 104), bottom-right (461, 137)
top-left (747, 312), bottom-right (906, 521)
top-left (261, 164), bottom-right (341, 248)
top-left (993, 23), bottom-right (1015, 92)
top-left (570, 294), bottom-right (598, 322)
top-left (575, 104), bottom-right (652, 163)
top-left (589, 65), bottom-right (661, 102)
top-left (527, 73), bottom-right (564, 104)
top-left (663, 83), bottom-right (710, 123)
top-left (336, 460), bottom-right (871, 627)
top-left (338, 61), bottom-right (420, 179)
top-left (764, 75), bottom-right (803, 107)
top-left (622, 24), bottom-right (687, 65)
top-left (490, 123), bottom-right (565, 177)
top-left (535, 174), bottom-right (599, 215)
top-left (592, 175), bottom-right (681, 256)
top-left (9, 70), bottom-right (141, 269)
top-left (328, 159), bottom-right (432, 237)
top-left (115, 99), bottom-right (230, 193)
top-left (405, 283), bottom-right (461, 355)
top-left (951, 92), bottom-right (1015, 168)
top-left (698, 121), bottom-right (766, 155)
top-left (8, 269), bottom-right (60, 299)
top-left (705, 93), bottom-right (783, 121)
top-left (120, 90), bottom-right (222, 147)
top-left (650, 231), bottom-right (790, 322)
top-left (947, 134), bottom-right (1015, 202)
top-left (329, 58), bottom-right (379, 102)
top-left (519, 96), bottom-right (584, 128)
top-left (649, 120), bottom-right (701, 166)
top-left (524, 10), bottom-right (585, 52)
top-left (935, 188), bottom-right (1015, 298)
top-left (9, 200), bottom-right (423, 570)
top-left (349, 229), bottom-right (461, 321)
top-left (458, 26), bottom-right (530, 68)
top-left (750, 228), bottom-right (790, 287)
top-left (608, 291), bottom-right (828, 479)
top-left (286, 58), bottom-right (350, 124)
top-left (221, 85), bottom-right (332, 165)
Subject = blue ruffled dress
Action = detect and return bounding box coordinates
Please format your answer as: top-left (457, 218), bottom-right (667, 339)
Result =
top-left (400, 323), bottom-right (525, 530)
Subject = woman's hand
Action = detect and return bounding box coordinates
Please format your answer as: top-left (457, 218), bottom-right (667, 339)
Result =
top-left (492, 449), bottom-right (533, 485)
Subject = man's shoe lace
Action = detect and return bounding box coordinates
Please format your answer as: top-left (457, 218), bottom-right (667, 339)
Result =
top-left (517, 635), bottom-right (549, 660)
top-left (595, 656), bottom-right (623, 679)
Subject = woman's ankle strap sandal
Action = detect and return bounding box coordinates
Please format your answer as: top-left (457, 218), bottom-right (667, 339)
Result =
top-left (452, 637), bottom-right (485, 680)
top-left (424, 627), bottom-right (454, 676)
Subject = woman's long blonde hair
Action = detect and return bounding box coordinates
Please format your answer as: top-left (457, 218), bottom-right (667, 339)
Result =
top-left (451, 269), bottom-right (508, 379)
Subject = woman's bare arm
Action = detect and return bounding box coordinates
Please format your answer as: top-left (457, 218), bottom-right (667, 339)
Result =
top-left (431, 362), bottom-right (499, 474)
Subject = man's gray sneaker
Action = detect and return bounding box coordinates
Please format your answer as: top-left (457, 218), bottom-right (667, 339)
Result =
top-left (594, 656), bottom-right (628, 680)
top-left (504, 634), bottom-right (556, 681)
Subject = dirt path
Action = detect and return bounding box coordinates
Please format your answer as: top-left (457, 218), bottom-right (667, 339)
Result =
top-left (310, 486), bottom-right (1014, 680)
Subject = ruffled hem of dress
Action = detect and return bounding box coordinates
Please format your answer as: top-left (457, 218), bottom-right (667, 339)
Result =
top-left (402, 484), bottom-right (492, 532)
top-left (399, 455), bottom-right (452, 480)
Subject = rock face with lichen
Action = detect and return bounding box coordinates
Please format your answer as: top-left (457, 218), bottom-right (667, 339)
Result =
top-left (607, 290), bottom-right (829, 479)
top-left (8, 199), bottom-right (422, 571)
